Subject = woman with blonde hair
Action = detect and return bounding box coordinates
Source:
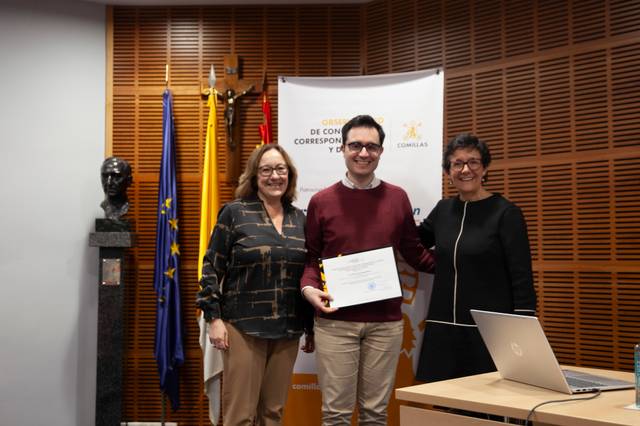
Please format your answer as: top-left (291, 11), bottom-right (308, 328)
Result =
top-left (197, 144), bottom-right (313, 426)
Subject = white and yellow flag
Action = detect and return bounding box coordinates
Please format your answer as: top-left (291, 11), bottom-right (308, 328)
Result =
top-left (198, 90), bottom-right (223, 426)
top-left (199, 90), bottom-right (221, 280)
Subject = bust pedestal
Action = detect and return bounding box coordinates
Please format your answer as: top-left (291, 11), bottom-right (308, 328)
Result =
top-left (89, 219), bottom-right (134, 426)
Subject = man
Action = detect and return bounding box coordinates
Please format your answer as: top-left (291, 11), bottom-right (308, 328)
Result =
top-left (301, 115), bottom-right (435, 425)
top-left (100, 156), bottom-right (132, 220)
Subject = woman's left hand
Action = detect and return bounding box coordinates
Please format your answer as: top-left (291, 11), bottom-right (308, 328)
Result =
top-left (208, 319), bottom-right (229, 350)
top-left (301, 333), bottom-right (315, 353)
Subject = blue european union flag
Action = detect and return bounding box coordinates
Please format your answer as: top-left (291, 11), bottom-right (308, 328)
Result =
top-left (153, 89), bottom-right (184, 411)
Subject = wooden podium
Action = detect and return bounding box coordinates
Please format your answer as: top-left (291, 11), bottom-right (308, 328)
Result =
top-left (396, 366), bottom-right (638, 426)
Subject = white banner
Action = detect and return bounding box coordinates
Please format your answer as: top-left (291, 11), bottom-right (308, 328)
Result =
top-left (278, 70), bottom-right (444, 426)
top-left (279, 70), bottom-right (443, 221)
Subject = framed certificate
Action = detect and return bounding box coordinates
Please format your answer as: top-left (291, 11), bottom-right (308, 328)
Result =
top-left (321, 246), bottom-right (401, 308)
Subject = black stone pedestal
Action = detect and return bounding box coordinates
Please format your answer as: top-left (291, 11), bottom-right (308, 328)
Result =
top-left (89, 219), bottom-right (134, 426)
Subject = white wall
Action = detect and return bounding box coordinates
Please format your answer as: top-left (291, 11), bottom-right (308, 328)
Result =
top-left (0, 0), bottom-right (105, 424)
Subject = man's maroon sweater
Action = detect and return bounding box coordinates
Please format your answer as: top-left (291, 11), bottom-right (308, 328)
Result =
top-left (301, 181), bottom-right (435, 322)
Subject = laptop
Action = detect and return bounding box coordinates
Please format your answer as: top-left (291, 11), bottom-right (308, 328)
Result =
top-left (470, 309), bottom-right (635, 394)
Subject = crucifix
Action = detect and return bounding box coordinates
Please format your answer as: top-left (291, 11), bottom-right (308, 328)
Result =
top-left (206, 54), bottom-right (262, 184)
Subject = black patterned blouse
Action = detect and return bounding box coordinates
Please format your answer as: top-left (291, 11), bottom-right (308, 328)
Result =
top-left (196, 195), bottom-right (312, 339)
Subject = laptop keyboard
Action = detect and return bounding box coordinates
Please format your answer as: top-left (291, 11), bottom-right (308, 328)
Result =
top-left (565, 376), bottom-right (605, 388)
top-left (563, 369), bottom-right (632, 389)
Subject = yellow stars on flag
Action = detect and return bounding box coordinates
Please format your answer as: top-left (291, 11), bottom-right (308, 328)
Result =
top-left (160, 197), bottom-right (173, 214)
top-left (163, 242), bottom-right (179, 281)
top-left (164, 267), bottom-right (176, 279)
top-left (170, 241), bottom-right (180, 256)
top-left (158, 193), bottom-right (180, 282)
top-left (159, 199), bottom-right (180, 282)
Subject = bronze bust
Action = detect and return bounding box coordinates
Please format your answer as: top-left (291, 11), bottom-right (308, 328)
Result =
top-left (100, 157), bottom-right (132, 220)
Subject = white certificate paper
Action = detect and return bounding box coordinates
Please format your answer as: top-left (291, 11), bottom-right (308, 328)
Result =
top-left (322, 246), bottom-right (401, 308)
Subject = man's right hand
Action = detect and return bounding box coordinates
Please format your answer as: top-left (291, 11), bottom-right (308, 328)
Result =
top-left (302, 287), bottom-right (338, 314)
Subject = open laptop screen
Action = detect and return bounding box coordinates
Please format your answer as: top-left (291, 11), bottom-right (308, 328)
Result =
top-left (470, 309), bottom-right (634, 394)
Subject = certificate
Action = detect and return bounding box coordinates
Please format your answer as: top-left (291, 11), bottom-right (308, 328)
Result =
top-left (322, 246), bottom-right (401, 308)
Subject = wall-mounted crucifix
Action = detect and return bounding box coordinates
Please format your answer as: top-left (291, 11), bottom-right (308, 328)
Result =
top-left (207, 54), bottom-right (262, 184)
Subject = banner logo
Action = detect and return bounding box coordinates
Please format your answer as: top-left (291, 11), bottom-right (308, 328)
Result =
top-left (398, 121), bottom-right (429, 149)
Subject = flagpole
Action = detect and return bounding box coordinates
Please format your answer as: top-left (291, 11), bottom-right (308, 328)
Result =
top-left (161, 394), bottom-right (166, 426)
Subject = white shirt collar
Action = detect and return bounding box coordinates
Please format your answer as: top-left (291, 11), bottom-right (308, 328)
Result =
top-left (342, 173), bottom-right (381, 190)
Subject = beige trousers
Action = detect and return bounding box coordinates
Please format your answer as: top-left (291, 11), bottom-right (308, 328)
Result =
top-left (314, 317), bottom-right (404, 426)
top-left (222, 323), bottom-right (300, 426)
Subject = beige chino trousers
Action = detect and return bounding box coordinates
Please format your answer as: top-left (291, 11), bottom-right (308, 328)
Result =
top-left (221, 323), bottom-right (299, 426)
top-left (314, 317), bottom-right (404, 426)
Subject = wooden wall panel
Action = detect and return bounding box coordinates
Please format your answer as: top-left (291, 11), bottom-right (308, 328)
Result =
top-left (474, 0), bottom-right (502, 63)
top-left (574, 50), bottom-right (608, 152)
top-left (541, 164), bottom-right (575, 261)
top-left (443, 0), bottom-right (471, 68)
top-left (329, 6), bottom-right (363, 76)
top-left (539, 271), bottom-right (577, 363)
top-left (299, 7), bottom-right (329, 76)
top-left (610, 0), bottom-right (640, 35)
top-left (112, 10), bottom-right (135, 86)
top-left (173, 94), bottom-right (203, 175)
top-left (365, 1), bottom-right (390, 74)
top-left (109, 0), bottom-right (640, 423)
top-left (415, 0), bottom-right (443, 70)
top-left (169, 9), bottom-right (201, 87)
top-left (137, 95), bottom-right (164, 174)
top-left (389, 0), bottom-right (416, 72)
top-left (614, 157), bottom-right (640, 261)
top-left (475, 69), bottom-right (504, 160)
top-left (138, 9), bottom-right (168, 87)
top-left (505, 64), bottom-right (536, 159)
top-left (575, 160), bottom-right (611, 261)
top-left (538, 57), bottom-right (572, 155)
top-left (504, 0), bottom-right (535, 57)
top-left (507, 167), bottom-right (540, 260)
top-left (617, 272), bottom-right (640, 369)
top-left (537, 0), bottom-right (569, 50)
top-left (611, 42), bottom-right (640, 148)
top-left (576, 271), bottom-right (614, 367)
top-left (444, 75), bottom-right (473, 138)
top-left (572, 0), bottom-right (606, 43)
top-left (134, 180), bottom-right (161, 265)
top-left (112, 95), bottom-right (136, 160)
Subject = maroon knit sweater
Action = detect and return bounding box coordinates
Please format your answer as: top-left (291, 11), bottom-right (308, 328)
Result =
top-left (301, 181), bottom-right (435, 322)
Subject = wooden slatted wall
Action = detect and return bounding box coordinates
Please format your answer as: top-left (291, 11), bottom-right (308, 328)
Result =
top-left (109, 1), bottom-right (639, 424)
top-left (364, 0), bottom-right (640, 372)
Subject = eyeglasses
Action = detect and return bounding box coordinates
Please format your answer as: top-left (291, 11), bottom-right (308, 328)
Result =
top-left (450, 158), bottom-right (483, 171)
top-left (346, 142), bottom-right (382, 154)
top-left (258, 164), bottom-right (289, 177)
